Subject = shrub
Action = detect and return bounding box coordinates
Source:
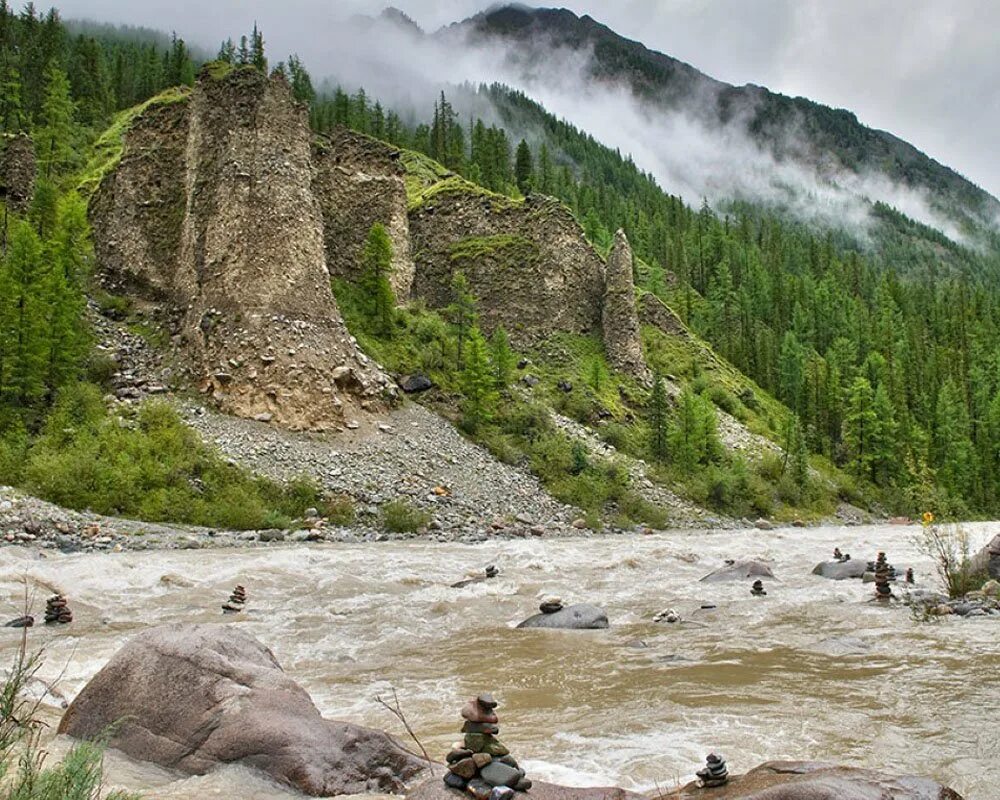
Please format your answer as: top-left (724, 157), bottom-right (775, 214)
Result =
top-left (916, 523), bottom-right (984, 598)
top-left (708, 386), bottom-right (745, 419)
top-left (321, 494), bottom-right (356, 526)
top-left (380, 499), bottom-right (431, 533)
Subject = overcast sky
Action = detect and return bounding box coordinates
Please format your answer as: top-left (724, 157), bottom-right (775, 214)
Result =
top-left (47, 0), bottom-right (1000, 199)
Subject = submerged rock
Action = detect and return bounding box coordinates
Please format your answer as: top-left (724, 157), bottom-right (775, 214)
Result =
top-left (516, 604), bottom-right (609, 629)
top-left (58, 624), bottom-right (425, 796)
top-left (670, 760), bottom-right (963, 799)
top-left (812, 559), bottom-right (868, 580)
top-left (700, 560), bottom-right (775, 583)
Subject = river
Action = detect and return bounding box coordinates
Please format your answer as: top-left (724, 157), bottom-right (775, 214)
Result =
top-left (0, 521), bottom-right (996, 799)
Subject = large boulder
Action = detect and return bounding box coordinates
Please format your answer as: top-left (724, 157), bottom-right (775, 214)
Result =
top-left (669, 760), bottom-right (963, 799)
top-left (700, 560), bottom-right (776, 583)
top-left (969, 532), bottom-right (1000, 579)
top-left (812, 559), bottom-right (868, 580)
top-left (58, 624), bottom-right (426, 796)
top-left (516, 604), bottom-right (609, 630)
top-left (409, 778), bottom-right (641, 800)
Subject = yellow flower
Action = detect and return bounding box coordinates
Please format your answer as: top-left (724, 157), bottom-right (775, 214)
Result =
top-left (922, 511), bottom-right (935, 526)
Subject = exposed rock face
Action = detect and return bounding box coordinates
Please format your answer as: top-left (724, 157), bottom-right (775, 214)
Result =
top-left (969, 532), bottom-right (1000, 579)
top-left (639, 291), bottom-right (690, 339)
top-left (0, 132), bottom-right (36, 212)
top-left (410, 779), bottom-right (641, 800)
top-left (313, 127), bottom-right (414, 300)
top-left (58, 624), bottom-right (426, 797)
top-left (516, 603), bottom-right (609, 629)
top-left (700, 560), bottom-right (776, 582)
top-left (90, 67), bottom-right (393, 430)
top-left (669, 760), bottom-right (963, 799)
top-left (409, 192), bottom-right (605, 347)
top-left (602, 230), bottom-right (648, 379)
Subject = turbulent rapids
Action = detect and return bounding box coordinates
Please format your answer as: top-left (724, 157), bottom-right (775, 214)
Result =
top-left (0, 522), bottom-right (996, 798)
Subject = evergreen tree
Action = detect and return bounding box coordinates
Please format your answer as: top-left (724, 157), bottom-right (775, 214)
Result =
top-left (460, 326), bottom-right (495, 428)
top-left (647, 371), bottom-right (669, 462)
top-left (843, 376), bottom-right (876, 479)
top-left (37, 63), bottom-right (74, 178)
top-left (217, 38), bottom-right (236, 63)
top-left (359, 222), bottom-right (395, 335)
top-left (933, 378), bottom-right (974, 500)
top-left (669, 386), bottom-right (719, 469)
top-left (489, 326), bottom-right (515, 390)
top-left (514, 138), bottom-right (533, 194)
top-left (250, 23), bottom-right (266, 73)
top-left (447, 271), bottom-right (477, 369)
top-left (788, 415), bottom-right (809, 491)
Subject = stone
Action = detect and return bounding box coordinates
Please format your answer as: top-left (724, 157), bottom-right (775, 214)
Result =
top-left (477, 692), bottom-right (498, 709)
top-left (750, 580), bottom-right (767, 596)
top-left (812, 559), bottom-right (868, 580)
top-left (4, 615), bottom-right (33, 628)
top-left (670, 760), bottom-right (964, 800)
top-left (602, 230), bottom-right (649, 379)
top-left (462, 721), bottom-right (499, 735)
top-left (700, 560), bottom-right (776, 582)
top-left (57, 624), bottom-right (425, 796)
top-left (461, 700), bottom-right (499, 724)
top-left (412, 779), bottom-right (638, 800)
top-left (490, 787), bottom-right (515, 800)
top-left (466, 779), bottom-right (492, 800)
top-left (969, 533), bottom-right (1000, 579)
top-left (479, 761), bottom-right (522, 788)
top-left (983, 579), bottom-right (1000, 598)
top-left (399, 374), bottom-right (434, 393)
top-left (444, 772), bottom-right (468, 790)
top-left (514, 778), bottom-right (533, 792)
top-left (754, 518), bottom-right (773, 530)
top-left (516, 603), bottom-right (609, 630)
top-left (450, 758), bottom-right (478, 780)
top-left (447, 749), bottom-right (473, 764)
top-left (472, 752), bottom-right (493, 769)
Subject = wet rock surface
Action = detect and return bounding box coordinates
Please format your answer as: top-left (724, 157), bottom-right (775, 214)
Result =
top-left (670, 760), bottom-right (963, 799)
top-left (516, 603), bottom-right (609, 630)
top-left (700, 559), bottom-right (776, 582)
top-left (58, 623), bottom-right (426, 796)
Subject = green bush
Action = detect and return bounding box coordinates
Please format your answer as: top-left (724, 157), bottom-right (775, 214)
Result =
top-left (380, 499), bottom-right (431, 533)
top-left (17, 384), bottom-right (333, 530)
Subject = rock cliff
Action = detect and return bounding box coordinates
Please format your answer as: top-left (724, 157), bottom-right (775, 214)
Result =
top-left (90, 67), bottom-right (394, 430)
top-left (602, 229), bottom-right (648, 379)
top-left (313, 127), bottom-right (414, 299)
top-left (0, 132), bottom-right (36, 213)
top-left (408, 191), bottom-right (606, 346)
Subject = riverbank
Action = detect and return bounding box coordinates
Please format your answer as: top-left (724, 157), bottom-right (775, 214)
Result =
top-left (0, 522), bottom-right (995, 798)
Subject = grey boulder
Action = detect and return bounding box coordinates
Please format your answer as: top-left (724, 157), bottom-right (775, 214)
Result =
top-left (58, 624), bottom-right (426, 796)
top-left (969, 532), bottom-right (1000, 579)
top-left (700, 560), bottom-right (776, 582)
top-left (516, 604), bottom-right (609, 629)
top-left (812, 559), bottom-right (868, 580)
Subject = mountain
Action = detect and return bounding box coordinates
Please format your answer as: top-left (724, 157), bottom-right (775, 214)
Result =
top-left (442, 5), bottom-right (1000, 243)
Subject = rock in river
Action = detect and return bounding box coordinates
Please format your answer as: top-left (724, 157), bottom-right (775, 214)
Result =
top-left (409, 779), bottom-right (640, 800)
top-left (699, 560), bottom-right (776, 583)
top-left (812, 559), bottom-right (868, 580)
top-left (516, 603), bottom-right (609, 629)
top-left (57, 624), bottom-right (425, 796)
top-left (669, 760), bottom-right (963, 799)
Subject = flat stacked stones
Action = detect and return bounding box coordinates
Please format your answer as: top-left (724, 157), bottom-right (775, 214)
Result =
top-left (750, 580), bottom-right (767, 596)
top-left (833, 547), bottom-right (850, 562)
top-left (44, 594), bottom-right (72, 624)
top-left (538, 596), bottom-right (563, 614)
top-left (696, 752), bottom-right (729, 788)
top-left (873, 553), bottom-right (893, 600)
top-left (444, 694), bottom-right (531, 799)
top-left (222, 585), bottom-right (247, 613)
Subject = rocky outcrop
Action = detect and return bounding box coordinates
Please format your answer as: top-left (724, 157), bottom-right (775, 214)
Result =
top-left (90, 67), bottom-right (394, 430)
top-left (602, 230), bottom-right (648, 379)
top-left (313, 128), bottom-right (414, 300)
top-left (58, 624), bottom-right (426, 797)
top-left (408, 192), bottom-right (605, 347)
top-left (639, 291), bottom-right (690, 339)
top-left (669, 760), bottom-right (963, 799)
top-left (969, 532), bottom-right (1000, 579)
top-left (0, 132), bottom-right (36, 213)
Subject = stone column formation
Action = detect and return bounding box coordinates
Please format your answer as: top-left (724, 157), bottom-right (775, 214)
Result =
top-left (444, 694), bottom-right (531, 799)
top-left (872, 552), bottom-right (893, 600)
top-left (44, 594), bottom-right (72, 624)
top-left (601, 229), bottom-right (650, 381)
top-left (696, 753), bottom-right (729, 787)
top-left (222, 584), bottom-right (247, 613)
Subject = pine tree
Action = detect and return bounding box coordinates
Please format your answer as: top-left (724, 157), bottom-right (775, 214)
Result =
top-left (489, 326), bottom-right (515, 390)
top-left (237, 35), bottom-right (249, 65)
top-left (933, 378), bottom-right (974, 500)
top-left (647, 371), bottom-right (669, 462)
top-left (359, 223), bottom-right (395, 335)
top-left (250, 23), bottom-right (267, 73)
top-left (843, 376), bottom-right (876, 479)
top-left (37, 63), bottom-right (75, 178)
top-left (514, 138), bottom-right (533, 195)
top-left (447, 272), bottom-right (477, 370)
top-left (669, 386), bottom-right (720, 469)
top-left (460, 326), bottom-right (495, 429)
top-left (217, 38), bottom-right (236, 64)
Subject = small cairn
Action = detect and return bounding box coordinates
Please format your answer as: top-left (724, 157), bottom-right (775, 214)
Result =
top-left (44, 594), bottom-right (72, 624)
top-left (873, 553), bottom-right (893, 600)
top-left (222, 585), bottom-right (247, 614)
top-left (444, 693), bottom-right (531, 799)
top-left (905, 568), bottom-right (915, 584)
top-left (696, 753), bottom-right (729, 788)
top-left (833, 547), bottom-right (850, 562)
top-left (750, 580), bottom-right (767, 596)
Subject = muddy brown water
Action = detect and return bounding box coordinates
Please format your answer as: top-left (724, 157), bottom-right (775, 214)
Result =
top-left (0, 522), bottom-right (996, 799)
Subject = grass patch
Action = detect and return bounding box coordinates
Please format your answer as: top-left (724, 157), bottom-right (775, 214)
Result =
top-left (448, 234), bottom-right (540, 266)
top-left (380, 499), bottom-right (431, 533)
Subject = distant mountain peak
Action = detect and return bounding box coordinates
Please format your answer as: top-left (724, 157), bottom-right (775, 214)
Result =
top-left (380, 7), bottom-right (423, 35)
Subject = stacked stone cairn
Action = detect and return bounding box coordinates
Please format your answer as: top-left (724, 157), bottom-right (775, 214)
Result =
top-left (833, 547), bottom-right (850, 562)
top-left (696, 753), bottom-right (729, 788)
top-left (44, 594), bottom-right (72, 624)
top-left (222, 585), bottom-right (247, 613)
top-left (750, 580), bottom-right (767, 596)
top-left (872, 553), bottom-right (893, 600)
top-left (905, 568), bottom-right (915, 584)
top-left (444, 693), bottom-right (531, 800)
